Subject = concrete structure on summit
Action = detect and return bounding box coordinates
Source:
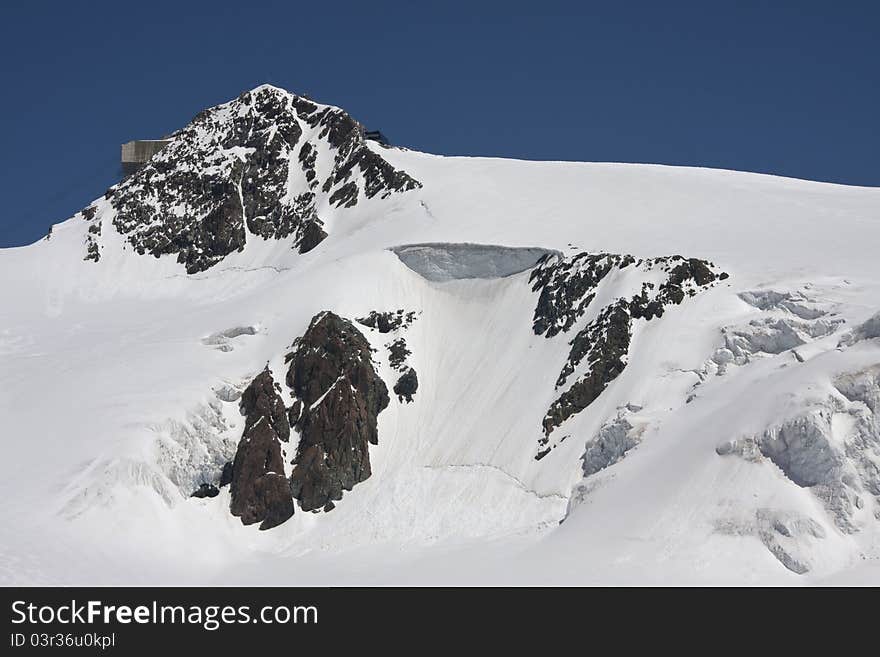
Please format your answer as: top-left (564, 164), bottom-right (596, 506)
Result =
top-left (121, 139), bottom-right (172, 176)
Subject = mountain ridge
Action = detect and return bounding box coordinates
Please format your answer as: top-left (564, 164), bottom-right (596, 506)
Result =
top-left (79, 84), bottom-right (421, 272)
top-left (1, 84), bottom-right (879, 584)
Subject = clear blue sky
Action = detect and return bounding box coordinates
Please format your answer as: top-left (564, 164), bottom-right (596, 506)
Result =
top-left (1, 0), bottom-right (877, 247)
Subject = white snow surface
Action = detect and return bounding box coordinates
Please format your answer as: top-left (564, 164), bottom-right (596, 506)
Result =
top-left (1, 86), bottom-right (880, 585)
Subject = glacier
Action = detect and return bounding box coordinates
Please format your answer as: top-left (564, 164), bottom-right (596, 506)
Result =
top-left (0, 84), bottom-right (879, 585)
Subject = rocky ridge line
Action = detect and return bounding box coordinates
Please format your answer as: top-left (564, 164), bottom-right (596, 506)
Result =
top-left (86, 85), bottom-right (420, 272)
top-left (531, 252), bottom-right (727, 459)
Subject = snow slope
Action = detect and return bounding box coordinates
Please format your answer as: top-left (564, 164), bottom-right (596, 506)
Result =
top-left (1, 85), bottom-right (879, 585)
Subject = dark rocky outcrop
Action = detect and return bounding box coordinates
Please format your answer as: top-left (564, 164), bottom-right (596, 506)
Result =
top-left (311, 106), bottom-right (421, 204)
top-left (191, 483), bottom-right (220, 498)
top-left (328, 181), bottom-right (359, 208)
top-left (219, 461), bottom-right (234, 488)
top-left (222, 311), bottom-right (394, 526)
top-left (530, 253), bottom-right (635, 337)
top-left (393, 367), bottom-right (419, 403)
top-left (357, 309), bottom-right (417, 334)
top-left (84, 232), bottom-right (101, 262)
top-left (532, 251), bottom-right (727, 455)
top-left (286, 312), bottom-right (389, 512)
top-left (296, 219), bottom-right (328, 254)
top-left (357, 309), bottom-right (419, 403)
top-left (229, 368), bottom-right (294, 529)
top-left (387, 338), bottom-right (411, 371)
top-left (91, 85), bottom-right (419, 273)
top-left (239, 367), bottom-right (290, 442)
top-left (287, 400), bottom-right (302, 427)
top-left (82, 206), bottom-right (102, 262)
top-left (542, 301), bottom-right (632, 436)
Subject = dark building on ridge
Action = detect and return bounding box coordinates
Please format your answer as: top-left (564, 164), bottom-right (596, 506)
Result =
top-left (120, 139), bottom-right (172, 176)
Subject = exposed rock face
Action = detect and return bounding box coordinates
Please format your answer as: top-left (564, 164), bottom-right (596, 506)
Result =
top-left (239, 367), bottom-right (290, 442)
top-left (387, 337), bottom-right (411, 371)
top-left (91, 85), bottom-right (420, 273)
top-left (394, 367), bottom-right (419, 403)
top-left (358, 309), bottom-right (420, 403)
top-left (311, 105), bottom-right (421, 204)
top-left (222, 311), bottom-right (396, 525)
top-left (531, 252), bottom-right (636, 337)
top-left (357, 309), bottom-right (417, 334)
top-left (191, 483), bottom-right (220, 498)
top-left (81, 205), bottom-right (101, 262)
top-left (229, 368), bottom-right (294, 529)
top-left (545, 301), bottom-right (632, 436)
top-left (286, 312), bottom-right (389, 511)
top-left (219, 461), bottom-right (233, 488)
top-left (297, 220), bottom-right (328, 254)
top-left (531, 251), bottom-right (726, 455)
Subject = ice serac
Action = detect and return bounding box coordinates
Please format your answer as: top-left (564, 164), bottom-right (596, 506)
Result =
top-left (391, 243), bottom-right (559, 282)
top-left (840, 310), bottom-right (880, 346)
top-left (229, 368), bottom-right (294, 530)
top-left (97, 85), bottom-right (420, 273)
top-left (717, 363), bottom-right (880, 535)
top-left (286, 312), bottom-right (390, 512)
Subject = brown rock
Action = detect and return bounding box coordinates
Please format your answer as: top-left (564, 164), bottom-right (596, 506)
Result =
top-left (229, 369), bottom-right (294, 529)
top-left (286, 312), bottom-right (389, 511)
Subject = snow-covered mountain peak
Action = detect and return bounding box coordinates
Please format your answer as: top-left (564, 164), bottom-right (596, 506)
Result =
top-left (244, 82), bottom-right (297, 96)
top-left (2, 85), bottom-right (879, 585)
top-left (80, 84), bottom-right (421, 273)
